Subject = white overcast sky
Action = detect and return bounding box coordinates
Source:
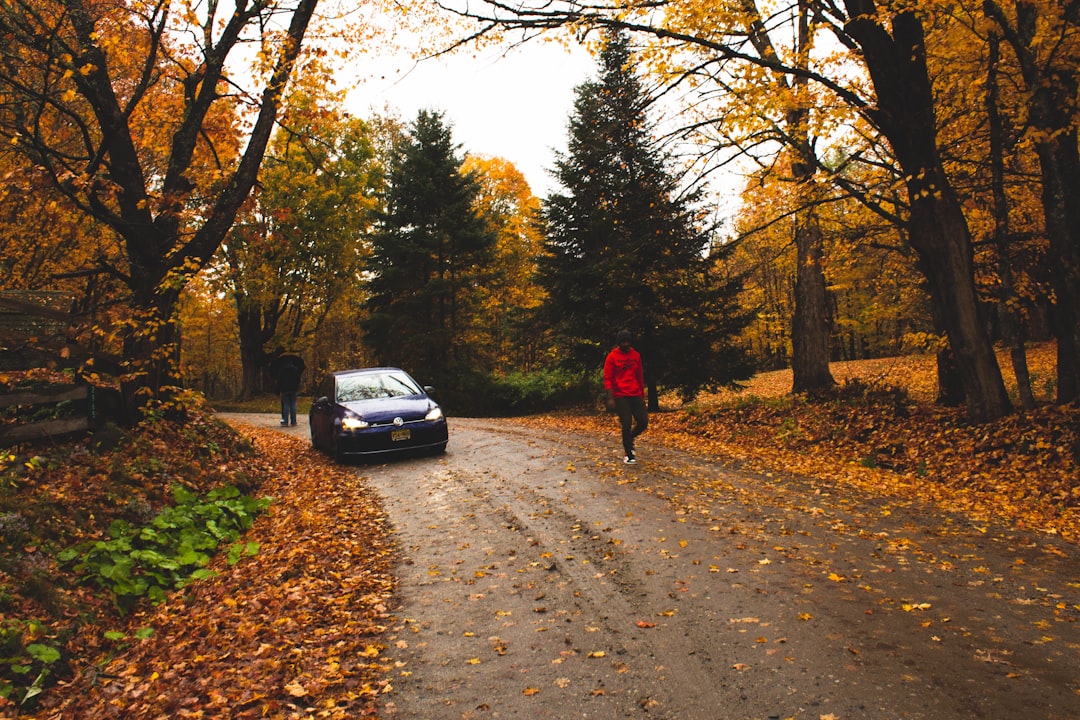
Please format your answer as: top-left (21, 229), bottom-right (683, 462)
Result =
top-left (344, 40), bottom-right (596, 197)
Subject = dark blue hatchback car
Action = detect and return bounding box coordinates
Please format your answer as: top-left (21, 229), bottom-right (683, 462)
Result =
top-left (309, 367), bottom-right (448, 461)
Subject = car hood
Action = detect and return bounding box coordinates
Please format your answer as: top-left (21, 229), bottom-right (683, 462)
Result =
top-left (340, 395), bottom-right (436, 421)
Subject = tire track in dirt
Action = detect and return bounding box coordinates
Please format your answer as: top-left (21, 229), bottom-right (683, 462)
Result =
top-left (366, 423), bottom-right (695, 717)
top-left (446, 460), bottom-right (730, 717)
top-left (301, 415), bottom-right (1079, 720)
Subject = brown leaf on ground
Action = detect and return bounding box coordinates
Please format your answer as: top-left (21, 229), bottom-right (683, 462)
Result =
top-left (35, 424), bottom-right (396, 720)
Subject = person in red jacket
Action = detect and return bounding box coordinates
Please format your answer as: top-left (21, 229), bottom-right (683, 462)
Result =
top-left (604, 329), bottom-right (648, 464)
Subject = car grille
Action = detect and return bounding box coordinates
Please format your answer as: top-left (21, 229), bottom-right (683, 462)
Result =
top-left (365, 417), bottom-right (425, 428)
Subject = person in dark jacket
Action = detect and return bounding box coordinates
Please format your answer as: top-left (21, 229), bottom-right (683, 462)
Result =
top-left (603, 330), bottom-right (647, 464)
top-left (271, 352), bottom-right (305, 426)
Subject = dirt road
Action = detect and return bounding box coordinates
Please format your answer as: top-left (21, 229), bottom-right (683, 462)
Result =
top-left (264, 414), bottom-right (1078, 719)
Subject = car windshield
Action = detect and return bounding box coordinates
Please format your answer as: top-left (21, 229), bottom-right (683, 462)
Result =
top-left (335, 371), bottom-right (423, 403)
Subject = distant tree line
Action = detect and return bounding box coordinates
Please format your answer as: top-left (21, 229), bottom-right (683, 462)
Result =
top-left (3, 0), bottom-right (1076, 423)
top-left (184, 32), bottom-right (758, 416)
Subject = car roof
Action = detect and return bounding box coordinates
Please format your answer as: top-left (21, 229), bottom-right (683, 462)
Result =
top-left (331, 367), bottom-right (404, 377)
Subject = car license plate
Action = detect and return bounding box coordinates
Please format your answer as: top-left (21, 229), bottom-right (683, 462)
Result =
top-left (391, 428), bottom-right (411, 442)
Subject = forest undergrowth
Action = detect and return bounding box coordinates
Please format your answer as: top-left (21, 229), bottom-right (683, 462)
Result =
top-left (0, 342), bottom-right (1075, 716)
top-left (0, 388), bottom-right (394, 718)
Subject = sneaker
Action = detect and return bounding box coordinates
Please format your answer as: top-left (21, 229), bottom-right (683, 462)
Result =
top-left (624, 454), bottom-right (637, 465)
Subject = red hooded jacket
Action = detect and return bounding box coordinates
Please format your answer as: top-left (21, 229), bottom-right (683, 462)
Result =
top-left (604, 346), bottom-right (645, 398)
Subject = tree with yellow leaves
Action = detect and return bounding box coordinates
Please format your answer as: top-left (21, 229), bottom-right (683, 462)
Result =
top-left (0, 0), bottom-right (319, 419)
top-left (461, 154), bottom-right (548, 374)
top-left (217, 80), bottom-right (383, 400)
top-left (450, 0), bottom-right (1018, 420)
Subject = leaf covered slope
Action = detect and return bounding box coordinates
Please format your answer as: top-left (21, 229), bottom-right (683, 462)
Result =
top-left (3, 402), bottom-right (396, 719)
top-left (45, 425), bottom-right (395, 719)
top-left (525, 344), bottom-right (1079, 542)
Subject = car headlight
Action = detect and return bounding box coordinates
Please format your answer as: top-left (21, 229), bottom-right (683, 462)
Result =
top-left (425, 406), bottom-right (444, 421)
top-left (341, 414), bottom-right (369, 430)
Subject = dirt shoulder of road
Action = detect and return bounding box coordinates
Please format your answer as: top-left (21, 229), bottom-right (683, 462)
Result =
top-left (513, 404), bottom-right (1080, 545)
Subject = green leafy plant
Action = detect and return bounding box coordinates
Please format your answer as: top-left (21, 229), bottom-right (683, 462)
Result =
top-left (102, 625), bottom-right (155, 653)
top-left (776, 416), bottom-right (801, 441)
top-left (58, 485), bottom-right (272, 612)
top-left (0, 619), bottom-right (62, 708)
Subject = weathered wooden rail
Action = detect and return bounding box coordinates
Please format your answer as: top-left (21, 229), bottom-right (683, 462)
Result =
top-left (0, 384), bottom-right (96, 445)
top-left (0, 290), bottom-right (123, 444)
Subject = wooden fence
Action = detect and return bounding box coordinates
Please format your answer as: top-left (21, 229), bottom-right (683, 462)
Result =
top-left (0, 290), bottom-right (119, 445)
top-left (0, 384), bottom-right (99, 445)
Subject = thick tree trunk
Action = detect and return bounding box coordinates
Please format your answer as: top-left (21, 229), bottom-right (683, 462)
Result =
top-left (845, 3), bottom-right (1011, 422)
top-left (646, 379), bottom-right (660, 413)
top-left (791, 211), bottom-right (835, 393)
top-left (985, 0), bottom-right (1080, 403)
top-left (746, 0), bottom-right (835, 395)
top-left (986, 34), bottom-right (1035, 409)
top-left (120, 286), bottom-right (182, 424)
top-left (1032, 137), bottom-right (1080, 403)
top-left (907, 183), bottom-right (1010, 420)
top-left (235, 295), bottom-right (277, 401)
top-left (935, 349), bottom-right (964, 407)
top-left (641, 328), bottom-right (661, 412)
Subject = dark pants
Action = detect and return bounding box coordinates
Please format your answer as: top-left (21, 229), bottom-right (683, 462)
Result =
top-left (614, 395), bottom-right (648, 456)
top-left (281, 391), bottom-right (298, 425)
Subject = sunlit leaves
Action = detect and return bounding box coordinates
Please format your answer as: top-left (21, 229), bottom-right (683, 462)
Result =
top-left (0, 0), bottom-right (328, 409)
top-left (460, 154), bottom-right (547, 374)
top-left (205, 75), bottom-right (383, 395)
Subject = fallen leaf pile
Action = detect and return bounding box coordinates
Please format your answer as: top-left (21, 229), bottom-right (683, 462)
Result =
top-left (0, 386), bottom-right (397, 720)
top-left (699, 343), bottom-right (1058, 404)
top-left (36, 422), bottom-right (397, 719)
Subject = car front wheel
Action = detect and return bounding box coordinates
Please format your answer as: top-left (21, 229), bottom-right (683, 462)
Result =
top-left (332, 434), bottom-right (347, 463)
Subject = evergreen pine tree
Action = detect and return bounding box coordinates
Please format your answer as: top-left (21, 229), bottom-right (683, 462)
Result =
top-left (542, 31), bottom-right (754, 405)
top-left (363, 110), bottom-right (496, 385)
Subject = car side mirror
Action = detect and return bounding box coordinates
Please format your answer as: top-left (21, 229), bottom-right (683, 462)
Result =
top-left (315, 395), bottom-right (329, 405)
top-left (424, 386), bottom-right (436, 395)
